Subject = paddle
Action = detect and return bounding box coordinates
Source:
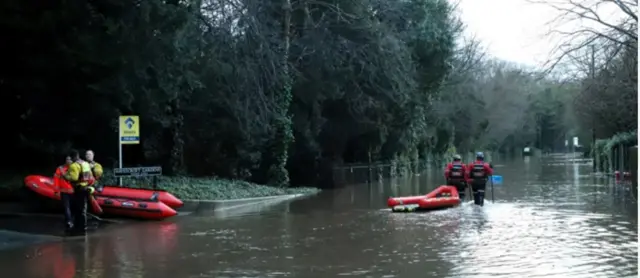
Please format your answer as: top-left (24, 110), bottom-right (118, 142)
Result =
top-left (89, 195), bottom-right (103, 214)
top-left (87, 186), bottom-right (104, 215)
top-left (491, 175), bottom-right (503, 185)
top-left (87, 191), bottom-right (107, 223)
top-left (489, 175), bottom-right (503, 203)
top-left (490, 176), bottom-right (494, 203)
top-left (88, 212), bottom-right (104, 222)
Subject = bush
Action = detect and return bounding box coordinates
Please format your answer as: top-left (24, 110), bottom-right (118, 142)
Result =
top-left (1, 168), bottom-right (320, 201)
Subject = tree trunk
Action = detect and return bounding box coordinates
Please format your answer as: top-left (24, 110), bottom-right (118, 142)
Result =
top-left (169, 98), bottom-right (184, 175)
top-left (267, 0), bottom-right (294, 186)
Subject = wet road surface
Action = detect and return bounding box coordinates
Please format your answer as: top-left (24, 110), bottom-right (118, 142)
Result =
top-left (0, 154), bottom-right (637, 277)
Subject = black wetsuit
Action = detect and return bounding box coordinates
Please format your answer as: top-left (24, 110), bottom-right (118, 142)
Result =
top-left (469, 162), bottom-right (489, 206)
top-left (71, 186), bottom-right (89, 235)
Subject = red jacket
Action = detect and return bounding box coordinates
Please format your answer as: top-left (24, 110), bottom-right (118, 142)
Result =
top-left (54, 165), bottom-right (74, 194)
top-left (466, 160), bottom-right (493, 182)
top-left (444, 162), bottom-right (467, 180)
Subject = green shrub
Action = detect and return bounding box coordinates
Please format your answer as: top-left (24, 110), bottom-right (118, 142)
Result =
top-left (2, 168), bottom-right (319, 201)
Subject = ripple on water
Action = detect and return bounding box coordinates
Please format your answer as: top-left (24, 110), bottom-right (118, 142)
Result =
top-left (438, 202), bottom-right (637, 278)
top-left (12, 158), bottom-right (634, 278)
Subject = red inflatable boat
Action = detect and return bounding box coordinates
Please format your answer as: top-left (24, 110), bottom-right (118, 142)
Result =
top-left (96, 186), bottom-right (183, 209)
top-left (387, 194), bottom-right (427, 207)
top-left (24, 175), bottom-right (179, 220)
top-left (94, 196), bottom-right (177, 220)
top-left (24, 175), bottom-right (103, 214)
top-left (417, 185), bottom-right (460, 210)
top-left (387, 185), bottom-right (461, 212)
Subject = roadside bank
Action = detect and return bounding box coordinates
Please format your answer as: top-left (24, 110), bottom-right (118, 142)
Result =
top-left (0, 171), bottom-right (320, 203)
top-left (181, 193), bottom-right (312, 215)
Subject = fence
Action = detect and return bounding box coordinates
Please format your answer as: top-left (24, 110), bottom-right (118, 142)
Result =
top-left (594, 143), bottom-right (636, 174)
top-left (331, 151), bottom-right (504, 187)
top-left (332, 160), bottom-right (430, 186)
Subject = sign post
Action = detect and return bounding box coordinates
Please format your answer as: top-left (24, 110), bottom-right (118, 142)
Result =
top-left (113, 167), bottom-right (162, 189)
top-left (118, 115), bottom-right (140, 186)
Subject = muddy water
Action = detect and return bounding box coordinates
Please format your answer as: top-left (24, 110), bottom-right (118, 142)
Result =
top-left (0, 154), bottom-right (637, 277)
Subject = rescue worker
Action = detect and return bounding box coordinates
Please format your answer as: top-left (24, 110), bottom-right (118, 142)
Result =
top-left (467, 152), bottom-right (493, 206)
top-left (444, 154), bottom-right (468, 200)
top-left (85, 150), bottom-right (103, 188)
top-left (63, 150), bottom-right (95, 235)
top-left (84, 150), bottom-right (104, 215)
top-left (54, 156), bottom-right (74, 231)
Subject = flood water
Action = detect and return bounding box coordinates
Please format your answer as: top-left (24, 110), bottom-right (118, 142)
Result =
top-left (0, 154), bottom-right (637, 277)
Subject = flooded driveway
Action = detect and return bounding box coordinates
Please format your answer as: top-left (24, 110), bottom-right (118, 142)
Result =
top-left (0, 154), bottom-right (637, 277)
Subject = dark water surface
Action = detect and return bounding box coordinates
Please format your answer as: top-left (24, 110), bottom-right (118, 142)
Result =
top-left (0, 154), bottom-right (637, 277)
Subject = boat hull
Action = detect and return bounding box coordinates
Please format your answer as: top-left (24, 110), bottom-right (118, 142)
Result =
top-left (96, 186), bottom-right (183, 209)
top-left (387, 195), bottom-right (428, 207)
top-left (24, 175), bottom-right (102, 214)
top-left (388, 185), bottom-right (461, 212)
top-left (24, 175), bottom-right (178, 220)
top-left (95, 196), bottom-right (177, 220)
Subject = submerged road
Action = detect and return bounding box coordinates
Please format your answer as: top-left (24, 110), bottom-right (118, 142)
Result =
top-left (0, 154), bottom-right (637, 277)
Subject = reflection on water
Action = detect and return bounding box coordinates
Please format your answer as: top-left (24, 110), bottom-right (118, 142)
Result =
top-left (0, 221), bottom-right (179, 278)
top-left (0, 154), bottom-right (637, 277)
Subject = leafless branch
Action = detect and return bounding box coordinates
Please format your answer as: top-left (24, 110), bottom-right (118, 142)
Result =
top-left (528, 0), bottom-right (637, 76)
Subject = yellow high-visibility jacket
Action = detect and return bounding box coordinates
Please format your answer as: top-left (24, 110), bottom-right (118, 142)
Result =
top-left (89, 161), bottom-right (103, 179)
top-left (64, 161), bottom-right (93, 187)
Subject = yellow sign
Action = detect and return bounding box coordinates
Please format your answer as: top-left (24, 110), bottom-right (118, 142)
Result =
top-left (119, 115), bottom-right (140, 144)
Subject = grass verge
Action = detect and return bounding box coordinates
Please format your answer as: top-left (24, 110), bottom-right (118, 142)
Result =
top-left (0, 169), bottom-right (320, 201)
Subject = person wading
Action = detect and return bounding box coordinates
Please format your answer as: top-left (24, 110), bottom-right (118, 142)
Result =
top-left (444, 154), bottom-right (468, 200)
top-left (467, 152), bottom-right (493, 206)
top-left (63, 150), bottom-right (95, 235)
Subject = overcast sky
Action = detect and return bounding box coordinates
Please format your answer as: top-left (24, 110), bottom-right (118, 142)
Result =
top-left (457, 0), bottom-right (559, 69)
top-left (457, 0), bottom-right (632, 70)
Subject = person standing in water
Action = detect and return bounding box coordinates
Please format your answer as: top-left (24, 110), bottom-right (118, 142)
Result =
top-left (63, 149), bottom-right (95, 235)
top-left (467, 152), bottom-right (493, 206)
top-left (54, 155), bottom-right (74, 231)
top-left (444, 154), bottom-right (468, 200)
top-left (85, 150), bottom-right (103, 188)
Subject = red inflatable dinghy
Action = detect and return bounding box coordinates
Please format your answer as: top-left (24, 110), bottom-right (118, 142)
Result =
top-left (387, 194), bottom-right (427, 207)
top-left (387, 185), bottom-right (461, 212)
top-left (24, 175), bottom-right (180, 220)
top-left (24, 175), bottom-right (58, 200)
top-left (417, 185), bottom-right (461, 210)
top-left (96, 186), bottom-right (183, 209)
top-left (95, 196), bottom-right (177, 220)
top-left (24, 175), bottom-right (102, 214)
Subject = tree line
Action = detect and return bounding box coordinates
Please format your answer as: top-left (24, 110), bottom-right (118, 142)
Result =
top-left (533, 0), bottom-right (637, 155)
top-left (0, 0), bottom-right (635, 188)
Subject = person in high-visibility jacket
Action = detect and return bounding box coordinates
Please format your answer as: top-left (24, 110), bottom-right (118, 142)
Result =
top-left (84, 150), bottom-right (104, 214)
top-left (63, 149), bottom-right (95, 234)
top-left (54, 156), bottom-right (74, 230)
top-left (466, 152), bottom-right (494, 206)
top-left (444, 154), bottom-right (468, 200)
top-left (85, 150), bottom-right (103, 188)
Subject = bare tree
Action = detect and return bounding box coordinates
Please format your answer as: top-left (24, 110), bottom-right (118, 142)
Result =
top-left (475, 61), bottom-right (536, 148)
top-left (529, 0), bottom-right (637, 76)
